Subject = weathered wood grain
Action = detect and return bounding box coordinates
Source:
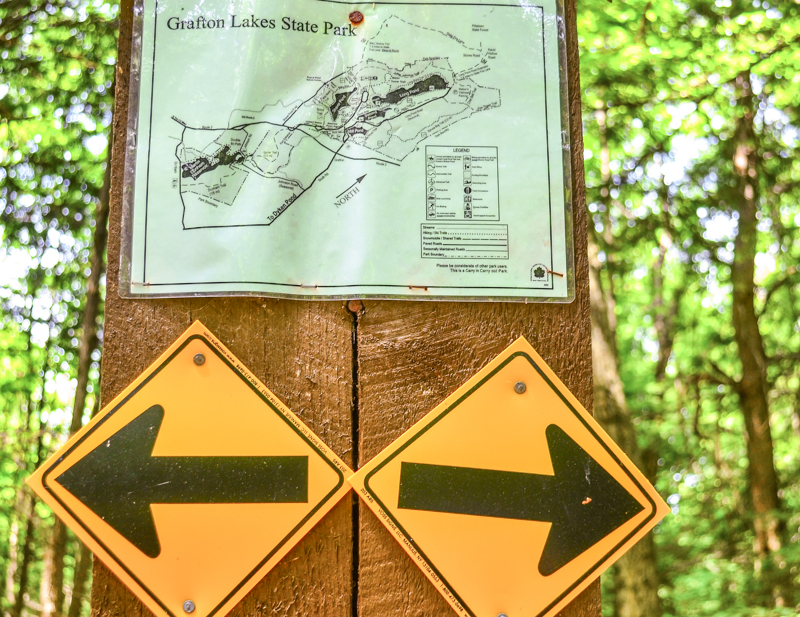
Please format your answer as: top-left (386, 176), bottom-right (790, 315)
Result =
top-left (98, 0), bottom-right (589, 614)
top-left (354, 0), bottom-right (595, 612)
top-left (354, 297), bottom-right (595, 616)
top-left (91, 1), bottom-right (355, 616)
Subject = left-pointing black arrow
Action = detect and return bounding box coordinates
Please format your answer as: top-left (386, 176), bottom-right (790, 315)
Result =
top-left (55, 405), bottom-right (308, 558)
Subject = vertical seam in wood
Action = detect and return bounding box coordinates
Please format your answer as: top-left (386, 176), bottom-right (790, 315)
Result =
top-left (350, 305), bottom-right (361, 617)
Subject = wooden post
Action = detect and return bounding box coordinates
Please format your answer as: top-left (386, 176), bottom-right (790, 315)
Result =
top-left (353, 0), bottom-right (595, 613)
top-left (94, 0), bottom-right (593, 615)
top-left (93, 2), bottom-right (355, 616)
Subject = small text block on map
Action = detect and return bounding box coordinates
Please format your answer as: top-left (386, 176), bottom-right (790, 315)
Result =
top-left (421, 224), bottom-right (509, 259)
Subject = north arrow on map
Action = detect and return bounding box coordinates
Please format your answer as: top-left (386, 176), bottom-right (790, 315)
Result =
top-left (336, 174), bottom-right (367, 199)
top-left (56, 404), bottom-right (309, 558)
top-left (397, 424), bottom-right (644, 575)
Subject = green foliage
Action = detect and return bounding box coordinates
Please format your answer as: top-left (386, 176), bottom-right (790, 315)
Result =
top-left (0, 0), bottom-right (798, 615)
top-left (580, 0), bottom-right (800, 612)
top-left (0, 0), bottom-right (117, 614)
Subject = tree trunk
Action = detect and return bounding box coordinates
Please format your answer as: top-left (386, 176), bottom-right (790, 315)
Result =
top-left (591, 108), bottom-right (663, 617)
top-left (41, 130), bottom-right (112, 617)
top-left (729, 74), bottom-right (790, 608)
top-left (5, 377), bottom-right (39, 608)
top-left (12, 433), bottom-right (47, 617)
top-left (588, 234), bottom-right (663, 617)
top-left (10, 499), bottom-right (36, 617)
top-left (5, 489), bottom-right (27, 607)
top-left (68, 140), bottom-right (110, 436)
top-left (39, 523), bottom-right (67, 617)
top-left (65, 545), bottom-right (91, 617)
top-left (651, 218), bottom-right (682, 382)
top-left (730, 74), bottom-right (782, 560)
top-left (12, 336), bottom-right (53, 617)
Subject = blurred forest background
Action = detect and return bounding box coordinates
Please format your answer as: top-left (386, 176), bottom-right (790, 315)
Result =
top-left (0, 0), bottom-right (798, 616)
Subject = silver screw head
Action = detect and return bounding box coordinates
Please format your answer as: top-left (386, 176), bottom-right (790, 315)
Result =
top-left (193, 353), bottom-right (205, 366)
top-left (514, 381), bottom-right (526, 394)
top-left (183, 601), bottom-right (195, 614)
top-left (498, 613), bottom-right (509, 617)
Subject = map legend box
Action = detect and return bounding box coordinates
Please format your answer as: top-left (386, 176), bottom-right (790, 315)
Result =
top-left (421, 224), bottom-right (509, 259)
top-left (425, 146), bottom-right (499, 220)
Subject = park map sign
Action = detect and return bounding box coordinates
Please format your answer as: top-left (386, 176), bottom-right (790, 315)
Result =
top-left (122, 0), bottom-right (574, 300)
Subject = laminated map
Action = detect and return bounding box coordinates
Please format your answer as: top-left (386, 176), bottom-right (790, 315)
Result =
top-left (123, 0), bottom-right (573, 300)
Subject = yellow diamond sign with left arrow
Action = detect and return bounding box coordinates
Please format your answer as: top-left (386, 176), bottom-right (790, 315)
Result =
top-left (27, 321), bottom-right (352, 617)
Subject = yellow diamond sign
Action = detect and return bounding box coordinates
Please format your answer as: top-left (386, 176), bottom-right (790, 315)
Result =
top-left (349, 337), bottom-right (668, 617)
top-left (28, 321), bottom-right (352, 617)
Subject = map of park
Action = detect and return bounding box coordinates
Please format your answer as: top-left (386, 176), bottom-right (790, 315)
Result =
top-left (174, 16), bottom-right (500, 229)
top-left (174, 16), bottom-right (501, 229)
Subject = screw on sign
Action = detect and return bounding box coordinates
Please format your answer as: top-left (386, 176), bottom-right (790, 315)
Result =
top-left (349, 10), bottom-right (364, 24)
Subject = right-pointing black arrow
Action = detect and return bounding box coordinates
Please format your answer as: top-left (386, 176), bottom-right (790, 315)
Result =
top-left (397, 424), bottom-right (645, 576)
top-left (56, 405), bottom-right (308, 559)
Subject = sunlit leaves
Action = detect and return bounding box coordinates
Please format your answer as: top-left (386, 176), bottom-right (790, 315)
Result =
top-left (0, 1), bottom-right (116, 613)
top-left (581, 0), bottom-right (800, 612)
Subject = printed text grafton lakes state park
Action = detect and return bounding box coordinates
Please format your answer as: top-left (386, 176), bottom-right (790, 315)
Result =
top-left (166, 14), bottom-right (359, 36)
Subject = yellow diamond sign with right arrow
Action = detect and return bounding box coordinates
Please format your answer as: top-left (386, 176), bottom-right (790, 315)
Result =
top-left (349, 337), bottom-right (668, 617)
